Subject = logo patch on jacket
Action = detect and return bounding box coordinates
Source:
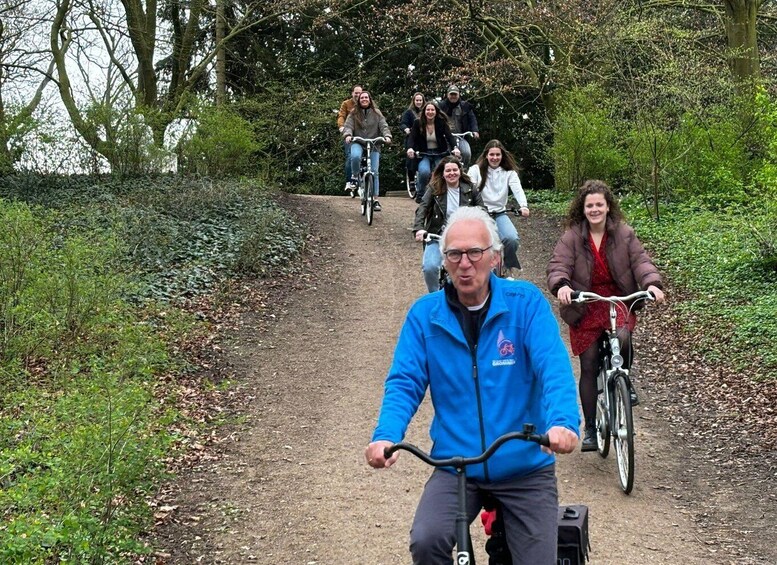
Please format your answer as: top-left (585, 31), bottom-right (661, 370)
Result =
top-left (493, 330), bottom-right (516, 366)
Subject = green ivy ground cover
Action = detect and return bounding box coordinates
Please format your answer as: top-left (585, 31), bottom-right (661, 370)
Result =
top-left (0, 175), bottom-right (306, 563)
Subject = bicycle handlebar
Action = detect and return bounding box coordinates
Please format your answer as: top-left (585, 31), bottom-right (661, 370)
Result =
top-left (452, 131), bottom-right (476, 139)
top-left (409, 149), bottom-right (452, 159)
top-left (570, 290), bottom-right (655, 303)
top-left (351, 136), bottom-right (388, 145)
top-left (384, 424), bottom-right (549, 468)
top-left (423, 232), bottom-right (442, 243)
top-left (506, 206), bottom-right (526, 217)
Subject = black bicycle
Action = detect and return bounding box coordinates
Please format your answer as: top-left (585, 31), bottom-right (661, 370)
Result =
top-left (490, 207), bottom-right (525, 277)
top-left (452, 131), bottom-right (476, 167)
top-left (384, 424), bottom-right (549, 565)
top-left (570, 290), bottom-right (655, 494)
top-left (406, 149), bottom-right (451, 200)
top-left (351, 136), bottom-right (386, 226)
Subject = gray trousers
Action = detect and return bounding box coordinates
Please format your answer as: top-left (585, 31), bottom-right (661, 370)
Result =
top-left (409, 464), bottom-right (558, 565)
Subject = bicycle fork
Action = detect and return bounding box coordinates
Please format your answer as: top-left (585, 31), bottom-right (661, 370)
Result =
top-left (455, 469), bottom-right (473, 565)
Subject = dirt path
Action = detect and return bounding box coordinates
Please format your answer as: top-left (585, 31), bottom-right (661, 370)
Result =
top-left (151, 194), bottom-right (775, 564)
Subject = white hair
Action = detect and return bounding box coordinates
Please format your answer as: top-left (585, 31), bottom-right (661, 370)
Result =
top-left (439, 207), bottom-right (503, 261)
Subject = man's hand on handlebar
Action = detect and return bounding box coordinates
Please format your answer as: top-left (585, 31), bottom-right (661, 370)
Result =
top-left (473, 132), bottom-right (480, 140)
top-left (452, 148), bottom-right (461, 158)
top-left (365, 440), bottom-right (397, 469)
top-left (543, 426), bottom-right (579, 455)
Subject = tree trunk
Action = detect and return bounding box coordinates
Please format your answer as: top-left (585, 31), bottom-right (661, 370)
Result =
top-left (120, 0), bottom-right (158, 107)
top-left (216, 0), bottom-right (226, 106)
top-left (723, 0), bottom-right (761, 95)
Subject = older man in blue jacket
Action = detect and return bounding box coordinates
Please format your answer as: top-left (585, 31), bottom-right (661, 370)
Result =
top-left (365, 206), bottom-right (579, 565)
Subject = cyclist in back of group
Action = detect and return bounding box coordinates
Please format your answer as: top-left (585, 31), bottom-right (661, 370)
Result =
top-left (406, 101), bottom-right (461, 204)
top-left (365, 205), bottom-right (579, 565)
top-left (413, 156), bottom-right (483, 293)
top-left (400, 92), bottom-right (425, 197)
top-left (468, 140), bottom-right (529, 279)
top-left (338, 85), bottom-right (362, 194)
top-left (438, 84), bottom-right (480, 166)
top-left (546, 180), bottom-right (665, 452)
top-left (342, 91), bottom-right (392, 211)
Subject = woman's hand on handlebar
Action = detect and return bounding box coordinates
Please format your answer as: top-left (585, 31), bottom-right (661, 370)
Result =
top-left (542, 426), bottom-right (578, 455)
top-left (415, 230), bottom-right (427, 242)
top-left (557, 285), bottom-right (573, 305)
top-left (365, 440), bottom-right (398, 469)
top-left (344, 135), bottom-right (352, 144)
top-left (647, 285), bottom-right (665, 304)
top-left (407, 148), bottom-right (416, 159)
top-left (519, 206), bottom-right (530, 217)
top-left (452, 147), bottom-right (461, 158)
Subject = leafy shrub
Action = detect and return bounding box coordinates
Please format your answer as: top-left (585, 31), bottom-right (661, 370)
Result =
top-left (233, 84), bottom-right (351, 194)
top-left (0, 202), bottom-right (125, 363)
top-left (666, 111), bottom-right (751, 209)
top-left (177, 104), bottom-right (259, 176)
top-left (552, 84), bottom-right (627, 190)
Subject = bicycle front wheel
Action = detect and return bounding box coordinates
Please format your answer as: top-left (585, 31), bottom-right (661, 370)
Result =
top-left (359, 178), bottom-right (368, 216)
top-left (613, 373), bottom-right (635, 494)
top-left (596, 382), bottom-right (610, 458)
top-left (365, 174), bottom-right (374, 226)
top-left (405, 169), bottom-right (415, 199)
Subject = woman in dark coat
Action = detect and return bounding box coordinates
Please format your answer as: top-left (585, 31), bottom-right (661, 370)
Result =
top-left (407, 101), bottom-right (461, 203)
top-left (547, 180), bottom-right (665, 451)
top-left (413, 156), bottom-right (484, 292)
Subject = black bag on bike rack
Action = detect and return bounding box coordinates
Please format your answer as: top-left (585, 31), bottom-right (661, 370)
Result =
top-left (557, 504), bottom-right (590, 564)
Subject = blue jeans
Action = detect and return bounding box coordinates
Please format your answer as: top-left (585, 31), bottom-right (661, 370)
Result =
top-left (410, 465), bottom-right (559, 565)
top-left (422, 240), bottom-right (443, 293)
top-left (417, 155), bottom-right (444, 198)
top-left (343, 140), bottom-right (352, 182)
top-left (494, 212), bottom-right (520, 269)
top-left (350, 144), bottom-right (380, 196)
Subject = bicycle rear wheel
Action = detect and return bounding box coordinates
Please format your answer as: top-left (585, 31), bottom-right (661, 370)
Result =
top-left (595, 380), bottom-right (610, 458)
top-left (613, 373), bottom-right (635, 494)
top-left (365, 174), bottom-right (374, 226)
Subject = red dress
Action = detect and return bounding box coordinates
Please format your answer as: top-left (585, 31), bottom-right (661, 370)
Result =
top-left (569, 232), bottom-right (636, 356)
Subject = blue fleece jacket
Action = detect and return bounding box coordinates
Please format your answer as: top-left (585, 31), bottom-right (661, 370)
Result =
top-left (372, 275), bottom-right (579, 482)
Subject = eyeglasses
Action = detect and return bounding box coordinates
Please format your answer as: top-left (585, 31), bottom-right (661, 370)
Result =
top-left (443, 246), bottom-right (492, 263)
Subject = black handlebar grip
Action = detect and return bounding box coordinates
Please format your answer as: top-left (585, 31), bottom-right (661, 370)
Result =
top-left (538, 434), bottom-right (550, 447)
top-left (570, 291), bottom-right (580, 300)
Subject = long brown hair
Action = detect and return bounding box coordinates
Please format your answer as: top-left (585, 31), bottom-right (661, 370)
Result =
top-left (407, 92), bottom-right (424, 113)
top-left (473, 140), bottom-right (519, 191)
top-left (430, 156), bottom-right (473, 196)
top-left (350, 91), bottom-right (384, 130)
top-left (564, 179), bottom-right (625, 228)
